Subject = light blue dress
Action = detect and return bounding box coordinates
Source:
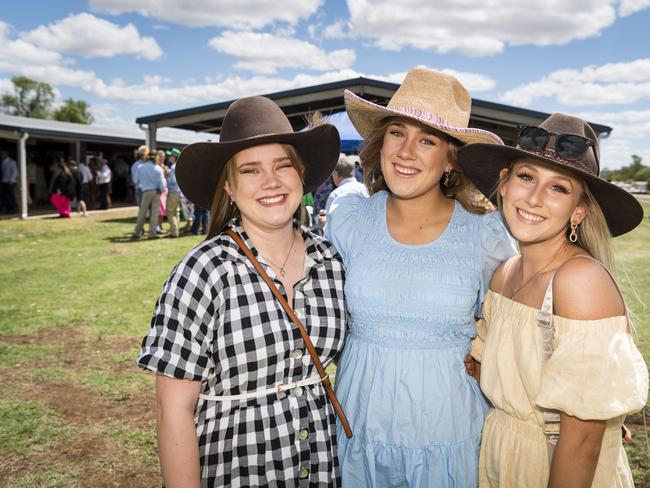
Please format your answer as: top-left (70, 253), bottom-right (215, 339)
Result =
top-left (325, 191), bottom-right (516, 487)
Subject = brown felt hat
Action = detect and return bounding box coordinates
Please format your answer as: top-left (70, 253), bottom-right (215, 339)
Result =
top-left (457, 112), bottom-right (643, 237)
top-left (176, 96), bottom-right (340, 210)
top-left (345, 68), bottom-right (503, 146)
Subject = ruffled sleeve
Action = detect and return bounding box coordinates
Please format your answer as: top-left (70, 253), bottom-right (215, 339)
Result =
top-left (476, 211), bottom-right (517, 317)
top-left (136, 247), bottom-right (222, 382)
top-left (324, 192), bottom-right (364, 266)
top-left (536, 316), bottom-right (649, 420)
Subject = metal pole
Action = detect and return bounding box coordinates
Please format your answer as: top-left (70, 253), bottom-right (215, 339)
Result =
top-left (18, 131), bottom-right (29, 220)
top-left (147, 123), bottom-right (157, 151)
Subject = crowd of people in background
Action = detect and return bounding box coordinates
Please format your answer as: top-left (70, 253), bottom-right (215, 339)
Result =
top-left (0, 142), bottom-right (366, 230)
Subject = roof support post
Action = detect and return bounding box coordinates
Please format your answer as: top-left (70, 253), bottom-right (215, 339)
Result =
top-left (146, 123), bottom-right (158, 151)
top-left (18, 131), bottom-right (29, 220)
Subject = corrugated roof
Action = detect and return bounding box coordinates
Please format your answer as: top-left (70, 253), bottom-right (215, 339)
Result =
top-left (135, 76), bottom-right (612, 146)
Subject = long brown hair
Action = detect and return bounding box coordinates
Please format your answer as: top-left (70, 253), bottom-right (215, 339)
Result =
top-left (359, 117), bottom-right (492, 215)
top-left (206, 144), bottom-right (305, 238)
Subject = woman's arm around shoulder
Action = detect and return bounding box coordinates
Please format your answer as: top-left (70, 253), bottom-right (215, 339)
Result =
top-left (553, 256), bottom-right (625, 321)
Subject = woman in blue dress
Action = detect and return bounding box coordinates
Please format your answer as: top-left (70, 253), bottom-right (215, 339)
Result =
top-left (325, 68), bottom-right (517, 487)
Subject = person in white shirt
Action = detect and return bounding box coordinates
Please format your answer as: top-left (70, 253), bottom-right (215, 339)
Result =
top-left (325, 154), bottom-right (369, 214)
top-left (131, 145), bottom-right (149, 205)
top-left (96, 158), bottom-right (112, 210)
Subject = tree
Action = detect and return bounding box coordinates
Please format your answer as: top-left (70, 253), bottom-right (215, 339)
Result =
top-left (1, 76), bottom-right (55, 119)
top-left (53, 98), bottom-right (94, 124)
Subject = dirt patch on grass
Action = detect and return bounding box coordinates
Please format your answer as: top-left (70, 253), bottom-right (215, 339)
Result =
top-left (0, 326), bottom-right (161, 488)
top-left (1, 430), bottom-right (160, 488)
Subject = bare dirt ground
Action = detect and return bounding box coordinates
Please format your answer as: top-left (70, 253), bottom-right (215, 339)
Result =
top-left (0, 327), bottom-right (161, 488)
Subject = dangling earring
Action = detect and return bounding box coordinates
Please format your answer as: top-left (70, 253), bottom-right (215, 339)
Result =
top-left (569, 221), bottom-right (578, 243)
top-left (444, 169), bottom-right (451, 187)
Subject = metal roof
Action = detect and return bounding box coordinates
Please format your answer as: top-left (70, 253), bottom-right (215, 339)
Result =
top-left (136, 76), bottom-right (612, 145)
top-left (0, 113), bottom-right (186, 146)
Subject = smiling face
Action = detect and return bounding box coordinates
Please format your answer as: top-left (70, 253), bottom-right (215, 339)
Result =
top-left (224, 143), bottom-right (303, 232)
top-left (379, 118), bottom-right (451, 201)
top-left (499, 158), bottom-right (588, 246)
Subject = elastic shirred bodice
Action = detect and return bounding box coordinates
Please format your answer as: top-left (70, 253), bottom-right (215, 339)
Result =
top-left (325, 191), bottom-right (517, 487)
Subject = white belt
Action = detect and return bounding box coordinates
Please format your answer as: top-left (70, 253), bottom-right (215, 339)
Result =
top-left (199, 374), bottom-right (326, 402)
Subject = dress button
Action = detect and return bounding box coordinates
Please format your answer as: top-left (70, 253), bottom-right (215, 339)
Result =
top-left (295, 308), bottom-right (305, 320)
top-left (291, 348), bottom-right (304, 360)
top-left (291, 386), bottom-right (304, 397)
top-left (297, 429), bottom-right (309, 441)
top-left (298, 467), bottom-right (309, 479)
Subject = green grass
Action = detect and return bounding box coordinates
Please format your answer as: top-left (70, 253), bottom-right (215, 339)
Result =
top-left (79, 369), bottom-right (153, 401)
top-left (0, 202), bottom-right (649, 486)
top-left (0, 211), bottom-right (200, 337)
top-left (0, 344), bottom-right (58, 370)
top-left (0, 400), bottom-right (75, 455)
top-left (5, 467), bottom-right (80, 488)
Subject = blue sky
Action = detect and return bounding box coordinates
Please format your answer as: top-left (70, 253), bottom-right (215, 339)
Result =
top-left (1, 0), bottom-right (650, 169)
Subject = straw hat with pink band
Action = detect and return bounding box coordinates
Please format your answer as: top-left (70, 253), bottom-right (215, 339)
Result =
top-left (344, 68), bottom-right (503, 146)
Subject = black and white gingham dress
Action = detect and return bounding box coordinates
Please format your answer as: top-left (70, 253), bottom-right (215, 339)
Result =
top-left (137, 220), bottom-right (346, 487)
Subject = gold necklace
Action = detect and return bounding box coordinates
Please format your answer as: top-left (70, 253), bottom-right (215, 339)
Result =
top-left (510, 257), bottom-right (557, 300)
top-left (261, 230), bottom-right (297, 277)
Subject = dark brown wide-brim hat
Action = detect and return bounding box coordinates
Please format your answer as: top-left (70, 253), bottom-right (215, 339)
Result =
top-left (176, 96), bottom-right (340, 210)
top-left (457, 112), bottom-right (643, 237)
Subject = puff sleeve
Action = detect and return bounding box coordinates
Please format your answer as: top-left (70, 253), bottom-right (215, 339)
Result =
top-left (136, 248), bottom-right (222, 382)
top-left (536, 316), bottom-right (649, 420)
top-left (476, 211), bottom-right (517, 317)
top-left (324, 192), bottom-right (364, 266)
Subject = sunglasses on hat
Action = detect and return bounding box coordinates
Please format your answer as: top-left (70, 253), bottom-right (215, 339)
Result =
top-left (518, 126), bottom-right (596, 162)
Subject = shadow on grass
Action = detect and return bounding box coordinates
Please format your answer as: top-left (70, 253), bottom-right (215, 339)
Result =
top-left (98, 217), bottom-right (137, 225)
top-left (104, 233), bottom-right (197, 243)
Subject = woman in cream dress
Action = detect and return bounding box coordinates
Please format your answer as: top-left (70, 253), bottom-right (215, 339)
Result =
top-left (458, 113), bottom-right (648, 487)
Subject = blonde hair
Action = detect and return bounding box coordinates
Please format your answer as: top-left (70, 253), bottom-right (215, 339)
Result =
top-left (207, 144), bottom-right (305, 238)
top-left (573, 185), bottom-right (614, 272)
top-left (496, 164), bottom-right (614, 271)
top-left (359, 117), bottom-right (492, 215)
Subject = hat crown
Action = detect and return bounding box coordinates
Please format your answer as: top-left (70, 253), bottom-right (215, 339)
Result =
top-left (220, 96), bottom-right (293, 143)
top-left (531, 112), bottom-right (600, 176)
top-left (387, 69), bottom-right (471, 128)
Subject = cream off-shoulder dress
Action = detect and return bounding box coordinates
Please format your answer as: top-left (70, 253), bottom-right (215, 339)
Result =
top-left (472, 259), bottom-right (648, 488)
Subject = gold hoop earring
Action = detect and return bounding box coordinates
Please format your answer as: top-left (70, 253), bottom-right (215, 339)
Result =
top-left (444, 169), bottom-right (451, 187)
top-left (569, 221), bottom-right (578, 243)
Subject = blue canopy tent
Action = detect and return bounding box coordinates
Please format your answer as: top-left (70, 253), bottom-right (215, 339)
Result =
top-left (325, 111), bottom-right (363, 153)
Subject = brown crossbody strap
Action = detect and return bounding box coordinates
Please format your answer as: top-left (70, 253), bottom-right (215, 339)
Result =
top-left (226, 229), bottom-right (353, 439)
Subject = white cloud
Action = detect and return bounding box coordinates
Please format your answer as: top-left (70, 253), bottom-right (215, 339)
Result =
top-left (0, 77), bottom-right (14, 96)
top-left (347, 0), bottom-right (616, 55)
top-left (90, 0), bottom-right (324, 29)
top-left (618, 0), bottom-right (650, 16)
top-left (208, 31), bottom-right (356, 74)
top-left (21, 13), bottom-right (162, 60)
top-left (322, 19), bottom-right (353, 39)
top-left (500, 58), bottom-right (650, 107)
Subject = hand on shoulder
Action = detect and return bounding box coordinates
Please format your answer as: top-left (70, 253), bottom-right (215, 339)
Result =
top-left (553, 256), bottom-right (625, 320)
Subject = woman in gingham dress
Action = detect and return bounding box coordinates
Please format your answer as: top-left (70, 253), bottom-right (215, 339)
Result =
top-left (137, 96), bottom-right (346, 487)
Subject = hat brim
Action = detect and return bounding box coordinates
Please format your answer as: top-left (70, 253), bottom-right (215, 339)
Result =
top-left (344, 90), bottom-right (503, 146)
top-left (456, 144), bottom-right (644, 237)
top-left (176, 124), bottom-right (340, 210)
